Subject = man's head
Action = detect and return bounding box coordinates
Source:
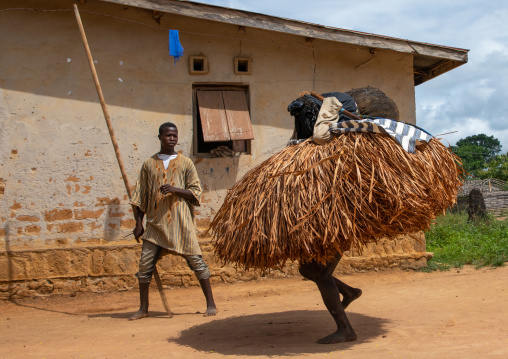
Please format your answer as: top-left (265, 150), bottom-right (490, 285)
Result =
top-left (158, 122), bottom-right (178, 153)
top-left (159, 122), bottom-right (177, 134)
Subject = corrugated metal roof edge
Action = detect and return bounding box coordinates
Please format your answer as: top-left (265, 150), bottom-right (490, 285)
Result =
top-left (259, 13), bottom-right (469, 54)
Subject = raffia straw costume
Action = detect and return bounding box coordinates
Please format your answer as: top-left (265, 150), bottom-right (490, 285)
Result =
top-left (210, 93), bottom-right (463, 271)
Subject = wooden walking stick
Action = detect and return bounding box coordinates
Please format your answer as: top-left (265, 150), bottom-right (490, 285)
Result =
top-left (73, 4), bottom-right (172, 317)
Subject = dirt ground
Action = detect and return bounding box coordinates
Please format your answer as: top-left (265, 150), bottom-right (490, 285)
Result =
top-left (1, 266), bottom-right (507, 359)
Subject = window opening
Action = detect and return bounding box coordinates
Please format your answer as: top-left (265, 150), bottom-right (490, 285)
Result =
top-left (234, 57), bottom-right (252, 75)
top-left (194, 86), bottom-right (253, 156)
top-left (194, 58), bottom-right (204, 72)
top-left (189, 56), bottom-right (209, 74)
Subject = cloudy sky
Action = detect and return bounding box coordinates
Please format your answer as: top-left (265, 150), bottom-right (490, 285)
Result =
top-left (193, 0), bottom-right (508, 153)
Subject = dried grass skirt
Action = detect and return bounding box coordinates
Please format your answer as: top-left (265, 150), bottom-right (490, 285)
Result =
top-left (210, 133), bottom-right (463, 270)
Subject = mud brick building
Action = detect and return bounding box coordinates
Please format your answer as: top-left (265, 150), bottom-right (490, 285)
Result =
top-left (0, 0), bottom-right (468, 297)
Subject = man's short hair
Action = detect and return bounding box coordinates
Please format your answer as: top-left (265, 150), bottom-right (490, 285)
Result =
top-left (159, 122), bottom-right (178, 134)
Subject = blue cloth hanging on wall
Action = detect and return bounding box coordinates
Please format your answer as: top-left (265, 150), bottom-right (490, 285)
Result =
top-left (169, 30), bottom-right (184, 64)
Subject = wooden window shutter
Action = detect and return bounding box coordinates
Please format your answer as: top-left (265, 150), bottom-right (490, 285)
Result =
top-left (196, 90), bottom-right (231, 142)
top-left (222, 91), bottom-right (254, 140)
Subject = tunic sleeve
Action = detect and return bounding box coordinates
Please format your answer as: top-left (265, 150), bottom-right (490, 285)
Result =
top-left (184, 159), bottom-right (202, 207)
top-left (130, 161), bottom-right (149, 213)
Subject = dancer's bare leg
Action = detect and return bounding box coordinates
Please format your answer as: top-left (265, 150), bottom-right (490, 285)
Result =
top-left (333, 277), bottom-right (362, 309)
top-left (299, 255), bottom-right (357, 344)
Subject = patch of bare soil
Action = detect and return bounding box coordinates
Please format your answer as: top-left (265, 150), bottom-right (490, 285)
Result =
top-left (1, 266), bottom-right (507, 358)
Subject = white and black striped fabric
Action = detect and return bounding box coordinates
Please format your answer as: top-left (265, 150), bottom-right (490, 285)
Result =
top-left (329, 118), bottom-right (433, 153)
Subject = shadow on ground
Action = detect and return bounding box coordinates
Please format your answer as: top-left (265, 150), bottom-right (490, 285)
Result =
top-left (170, 310), bottom-right (389, 356)
top-left (10, 300), bottom-right (80, 316)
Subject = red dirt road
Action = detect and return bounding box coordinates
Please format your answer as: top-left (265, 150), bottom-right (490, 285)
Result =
top-left (1, 266), bottom-right (507, 359)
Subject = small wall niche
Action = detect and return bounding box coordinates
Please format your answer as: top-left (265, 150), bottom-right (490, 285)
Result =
top-left (234, 57), bottom-right (252, 75)
top-left (189, 56), bottom-right (209, 74)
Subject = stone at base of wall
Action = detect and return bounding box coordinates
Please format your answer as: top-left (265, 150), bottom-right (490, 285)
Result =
top-left (0, 239), bottom-right (432, 299)
top-left (339, 252), bottom-right (433, 273)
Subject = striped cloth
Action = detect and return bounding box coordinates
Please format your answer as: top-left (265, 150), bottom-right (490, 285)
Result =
top-left (329, 117), bottom-right (433, 153)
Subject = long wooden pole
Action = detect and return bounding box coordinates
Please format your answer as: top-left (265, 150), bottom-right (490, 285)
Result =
top-left (73, 4), bottom-right (172, 317)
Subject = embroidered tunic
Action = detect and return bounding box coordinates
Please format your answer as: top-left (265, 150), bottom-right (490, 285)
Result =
top-left (130, 153), bottom-right (202, 255)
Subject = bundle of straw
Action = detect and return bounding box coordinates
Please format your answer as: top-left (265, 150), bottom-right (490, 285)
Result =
top-left (210, 133), bottom-right (463, 270)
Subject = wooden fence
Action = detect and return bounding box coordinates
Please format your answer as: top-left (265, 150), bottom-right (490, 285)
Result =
top-left (455, 178), bottom-right (508, 216)
top-left (458, 178), bottom-right (508, 196)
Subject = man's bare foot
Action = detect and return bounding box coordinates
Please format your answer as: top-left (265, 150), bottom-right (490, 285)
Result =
top-left (317, 330), bottom-right (357, 344)
top-left (128, 310), bottom-right (149, 321)
top-left (342, 288), bottom-right (362, 310)
top-left (203, 306), bottom-right (217, 317)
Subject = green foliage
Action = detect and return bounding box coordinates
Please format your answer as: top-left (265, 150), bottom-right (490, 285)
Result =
top-left (452, 145), bottom-right (488, 175)
top-left (452, 134), bottom-right (503, 178)
top-left (455, 134), bottom-right (502, 162)
top-left (480, 153), bottom-right (508, 181)
top-left (423, 211), bottom-right (508, 271)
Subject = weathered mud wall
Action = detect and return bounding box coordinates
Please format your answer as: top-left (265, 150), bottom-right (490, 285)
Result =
top-left (1, 228), bottom-right (430, 299)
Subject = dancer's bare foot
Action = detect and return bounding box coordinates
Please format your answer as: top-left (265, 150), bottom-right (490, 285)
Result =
top-left (317, 330), bottom-right (357, 344)
top-left (128, 310), bottom-right (149, 321)
top-left (342, 288), bottom-right (362, 310)
top-left (203, 305), bottom-right (217, 317)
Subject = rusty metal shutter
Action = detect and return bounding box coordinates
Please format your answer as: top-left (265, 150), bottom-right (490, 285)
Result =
top-left (222, 91), bottom-right (254, 140)
top-left (196, 90), bottom-right (231, 142)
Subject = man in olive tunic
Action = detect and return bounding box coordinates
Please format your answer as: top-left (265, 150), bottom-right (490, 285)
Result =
top-left (129, 122), bottom-right (217, 320)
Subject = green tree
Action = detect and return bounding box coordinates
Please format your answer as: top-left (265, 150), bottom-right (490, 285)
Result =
top-left (452, 145), bottom-right (488, 175)
top-left (455, 134), bottom-right (501, 161)
top-left (452, 134), bottom-right (502, 176)
top-left (482, 152), bottom-right (508, 181)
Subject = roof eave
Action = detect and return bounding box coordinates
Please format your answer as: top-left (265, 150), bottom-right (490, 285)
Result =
top-left (100, 0), bottom-right (469, 84)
